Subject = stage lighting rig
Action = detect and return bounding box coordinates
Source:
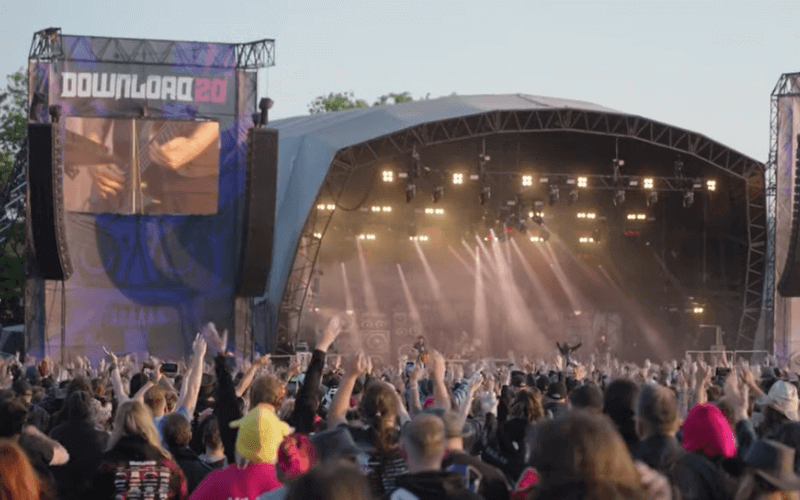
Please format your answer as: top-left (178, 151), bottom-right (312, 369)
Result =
top-left (452, 173), bottom-right (464, 185)
top-left (548, 184), bottom-right (560, 206)
top-left (577, 176), bottom-right (588, 188)
top-left (643, 177), bottom-right (654, 190)
top-left (521, 174), bottom-right (533, 187)
top-left (707, 180), bottom-right (717, 192)
top-left (382, 170), bottom-right (394, 183)
top-left (405, 182), bottom-right (416, 203)
top-left (683, 190), bottom-right (694, 208)
top-left (613, 189), bottom-right (625, 206)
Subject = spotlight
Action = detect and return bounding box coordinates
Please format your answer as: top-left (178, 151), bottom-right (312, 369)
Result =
top-left (646, 191), bottom-right (659, 207)
top-left (433, 185), bottom-right (444, 203)
top-left (406, 182), bottom-right (416, 203)
top-left (317, 203), bottom-right (336, 211)
top-left (382, 206), bottom-right (392, 212)
top-left (567, 190), bottom-right (578, 205)
top-left (577, 176), bottom-right (588, 188)
top-left (643, 178), bottom-right (654, 190)
top-left (371, 206), bottom-right (381, 212)
top-left (479, 185), bottom-right (491, 205)
top-left (548, 184), bottom-right (560, 206)
top-left (521, 174), bottom-right (533, 187)
top-left (452, 173), bottom-right (464, 185)
top-left (358, 234), bottom-right (376, 241)
top-left (683, 191), bottom-right (694, 208)
top-left (382, 170), bottom-right (394, 182)
top-left (313, 232), bottom-right (322, 239)
top-left (707, 180), bottom-right (717, 192)
top-left (409, 235), bottom-right (430, 242)
top-left (692, 307), bottom-right (704, 314)
top-left (613, 189), bottom-right (625, 206)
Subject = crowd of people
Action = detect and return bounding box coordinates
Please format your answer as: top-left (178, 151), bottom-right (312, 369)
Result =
top-left (2, 315), bottom-right (800, 500)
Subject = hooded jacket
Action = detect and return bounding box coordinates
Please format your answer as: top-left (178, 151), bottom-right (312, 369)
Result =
top-left (387, 470), bottom-right (483, 500)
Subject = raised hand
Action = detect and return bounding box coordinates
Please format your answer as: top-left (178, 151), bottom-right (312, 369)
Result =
top-left (102, 346), bottom-right (119, 365)
top-left (431, 350), bottom-right (446, 382)
top-left (201, 323), bottom-right (227, 356)
top-left (345, 351), bottom-right (369, 377)
top-left (317, 314), bottom-right (344, 352)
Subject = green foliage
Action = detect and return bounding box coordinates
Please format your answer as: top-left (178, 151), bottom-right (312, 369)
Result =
top-left (0, 68), bottom-right (27, 325)
top-left (308, 90), bottom-right (416, 114)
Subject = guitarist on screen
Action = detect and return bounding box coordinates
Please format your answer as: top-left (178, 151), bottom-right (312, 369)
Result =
top-left (90, 121), bottom-right (219, 214)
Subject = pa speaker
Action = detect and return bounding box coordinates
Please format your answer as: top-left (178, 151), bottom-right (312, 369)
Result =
top-left (27, 122), bottom-right (72, 281)
top-left (779, 134), bottom-right (800, 296)
top-left (236, 127), bottom-right (278, 296)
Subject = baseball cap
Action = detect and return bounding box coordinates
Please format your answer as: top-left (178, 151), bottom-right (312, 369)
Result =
top-left (230, 404), bottom-right (292, 464)
top-left (547, 381), bottom-right (567, 400)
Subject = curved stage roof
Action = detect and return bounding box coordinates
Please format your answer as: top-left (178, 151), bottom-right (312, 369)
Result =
top-left (261, 93), bottom-right (764, 349)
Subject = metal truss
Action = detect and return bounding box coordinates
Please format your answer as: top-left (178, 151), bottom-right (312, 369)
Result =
top-left (0, 141), bottom-right (28, 247)
top-left (279, 107), bottom-right (766, 349)
top-left (235, 40), bottom-right (276, 70)
top-left (29, 28), bottom-right (63, 61)
top-left (30, 27), bottom-right (275, 69)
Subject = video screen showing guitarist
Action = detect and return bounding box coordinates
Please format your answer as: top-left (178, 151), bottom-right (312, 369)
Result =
top-left (63, 117), bottom-right (220, 215)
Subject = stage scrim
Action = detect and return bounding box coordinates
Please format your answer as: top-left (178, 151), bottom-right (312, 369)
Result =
top-left (26, 31), bottom-right (273, 360)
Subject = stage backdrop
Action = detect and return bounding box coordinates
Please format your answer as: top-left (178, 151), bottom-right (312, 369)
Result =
top-left (27, 35), bottom-right (260, 361)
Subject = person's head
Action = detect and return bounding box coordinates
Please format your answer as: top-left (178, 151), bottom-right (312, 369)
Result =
top-left (603, 379), bottom-right (640, 452)
top-left (64, 390), bottom-right (94, 423)
top-left (0, 400), bottom-right (28, 439)
top-left (400, 413), bottom-right (446, 472)
top-left (230, 405), bottom-right (291, 465)
top-left (682, 402), bottom-right (737, 459)
top-left (635, 383), bottom-right (678, 439)
top-left (163, 413), bottom-right (192, 451)
top-left (360, 382), bottom-right (398, 453)
top-left (201, 416), bottom-right (223, 454)
top-left (510, 371), bottom-right (527, 394)
top-left (107, 401), bottom-right (169, 459)
top-left (11, 379), bottom-right (32, 405)
top-left (547, 381), bottom-right (568, 403)
top-left (766, 381), bottom-right (800, 423)
top-left (570, 383), bottom-right (604, 413)
top-left (736, 439), bottom-right (800, 500)
top-left (67, 376), bottom-right (92, 398)
top-left (285, 460), bottom-right (373, 500)
top-left (129, 373), bottom-right (148, 397)
top-left (164, 391), bottom-right (178, 414)
top-left (0, 439), bottom-right (42, 500)
top-left (311, 426), bottom-right (364, 465)
top-left (530, 411), bottom-right (647, 500)
top-left (143, 385), bottom-right (167, 418)
top-left (511, 389), bottom-right (543, 423)
top-left (91, 378), bottom-right (106, 399)
top-left (250, 375), bottom-right (285, 409)
top-left (277, 434), bottom-right (318, 484)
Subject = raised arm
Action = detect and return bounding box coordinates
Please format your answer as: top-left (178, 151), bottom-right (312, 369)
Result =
top-left (236, 355), bottom-right (270, 399)
top-left (178, 334), bottom-right (207, 416)
top-left (328, 352), bottom-right (368, 429)
top-left (103, 347), bottom-right (129, 404)
top-left (430, 350), bottom-right (450, 410)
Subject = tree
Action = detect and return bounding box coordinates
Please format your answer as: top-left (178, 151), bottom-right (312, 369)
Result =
top-left (308, 90), bottom-right (415, 114)
top-left (0, 68), bottom-right (27, 325)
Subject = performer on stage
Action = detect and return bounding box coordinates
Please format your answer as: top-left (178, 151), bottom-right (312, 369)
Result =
top-left (556, 341), bottom-right (582, 367)
top-left (413, 335), bottom-right (429, 365)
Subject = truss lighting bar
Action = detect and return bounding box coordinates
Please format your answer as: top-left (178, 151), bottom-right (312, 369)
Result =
top-left (577, 177), bottom-right (588, 188)
top-left (358, 234), bottom-right (376, 241)
top-left (409, 235), bottom-right (430, 242)
top-left (452, 173), bottom-right (464, 185)
top-left (521, 175), bottom-right (533, 187)
top-left (425, 208), bottom-right (445, 215)
top-left (707, 180), bottom-right (717, 192)
top-left (530, 236), bottom-right (545, 242)
top-left (627, 213), bottom-right (647, 220)
top-left (577, 212), bottom-right (597, 219)
top-left (579, 237), bottom-right (596, 243)
top-left (643, 178), bottom-right (654, 189)
top-left (382, 170), bottom-right (394, 182)
top-left (371, 206), bottom-right (392, 212)
top-left (317, 203), bottom-right (336, 211)
top-left (313, 232), bottom-right (322, 239)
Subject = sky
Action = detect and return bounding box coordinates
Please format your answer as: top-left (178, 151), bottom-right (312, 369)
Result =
top-left (0, 0), bottom-right (797, 162)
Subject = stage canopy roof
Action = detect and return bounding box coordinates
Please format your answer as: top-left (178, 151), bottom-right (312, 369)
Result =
top-left (262, 93), bottom-right (764, 344)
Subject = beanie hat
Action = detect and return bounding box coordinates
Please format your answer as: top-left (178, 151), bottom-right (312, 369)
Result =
top-left (230, 405), bottom-right (292, 464)
top-left (682, 403), bottom-right (736, 459)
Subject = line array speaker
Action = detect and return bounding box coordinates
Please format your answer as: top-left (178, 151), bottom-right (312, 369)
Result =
top-left (27, 120), bottom-right (72, 281)
top-left (237, 127), bottom-right (278, 296)
top-left (779, 134), bottom-right (800, 296)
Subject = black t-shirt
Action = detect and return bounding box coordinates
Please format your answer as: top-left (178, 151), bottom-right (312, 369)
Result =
top-left (443, 450), bottom-right (510, 500)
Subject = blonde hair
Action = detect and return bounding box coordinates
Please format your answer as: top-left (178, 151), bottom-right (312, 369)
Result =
top-left (402, 413), bottom-right (445, 463)
top-left (107, 401), bottom-right (170, 460)
top-left (0, 439), bottom-right (42, 500)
